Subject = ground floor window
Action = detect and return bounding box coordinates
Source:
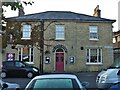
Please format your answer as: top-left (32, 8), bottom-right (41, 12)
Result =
top-left (86, 48), bottom-right (102, 64)
top-left (18, 47), bottom-right (34, 64)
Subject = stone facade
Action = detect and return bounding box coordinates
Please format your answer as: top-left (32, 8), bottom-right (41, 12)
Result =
top-left (3, 20), bottom-right (114, 72)
top-left (43, 21), bottom-right (113, 72)
top-left (3, 10), bottom-right (115, 73)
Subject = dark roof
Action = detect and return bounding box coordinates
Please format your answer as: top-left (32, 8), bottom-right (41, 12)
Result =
top-left (6, 11), bottom-right (116, 23)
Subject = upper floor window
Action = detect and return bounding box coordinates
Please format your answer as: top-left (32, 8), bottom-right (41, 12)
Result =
top-left (21, 24), bottom-right (31, 39)
top-left (55, 25), bottom-right (65, 40)
top-left (89, 26), bottom-right (98, 40)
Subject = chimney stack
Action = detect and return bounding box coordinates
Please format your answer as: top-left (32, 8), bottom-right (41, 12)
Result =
top-left (18, 7), bottom-right (25, 16)
top-left (93, 5), bottom-right (101, 18)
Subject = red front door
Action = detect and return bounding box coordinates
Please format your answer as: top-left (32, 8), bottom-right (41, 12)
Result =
top-left (56, 53), bottom-right (64, 71)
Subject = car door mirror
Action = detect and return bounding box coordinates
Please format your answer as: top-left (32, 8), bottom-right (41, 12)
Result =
top-left (2, 83), bottom-right (8, 89)
top-left (117, 70), bottom-right (120, 75)
top-left (82, 82), bottom-right (89, 87)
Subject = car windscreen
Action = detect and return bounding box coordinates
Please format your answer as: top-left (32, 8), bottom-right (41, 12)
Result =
top-left (29, 78), bottom-right (81, 90)
top-left (109, 58), bottom-right (120, 68)
top-left (34, 79), bottom-right (73, 88)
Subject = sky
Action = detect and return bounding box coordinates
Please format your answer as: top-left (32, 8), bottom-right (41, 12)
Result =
top-left (3, 0), bottom-right (120, 32)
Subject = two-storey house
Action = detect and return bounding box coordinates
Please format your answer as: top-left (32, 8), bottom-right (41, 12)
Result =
top-left (4, 6), bottom-right (115, 72)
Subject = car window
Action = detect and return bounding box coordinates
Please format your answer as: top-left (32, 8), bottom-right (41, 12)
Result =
top-left (117, 70), bottom-right (120, 75)
top-left (33, 79), bottom-right (73, 89)
top-left (0, 82), bottom-right (2, 89)
top-left (0, 80), bottom-right (3, 89)
top-left (15, 62), bottom-right (25, 67)
top-left (3, 62), bottom-right (14, 67)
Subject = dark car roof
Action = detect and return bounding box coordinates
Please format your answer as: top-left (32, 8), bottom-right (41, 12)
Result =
top-left (2, 60), bottom-right (24, 66)
top-left (2, 61), bottom-right (18, 66)
top-left (2, 60), bottom-right (22, 63)
top-left (6, 11), bottom-right (115, 23)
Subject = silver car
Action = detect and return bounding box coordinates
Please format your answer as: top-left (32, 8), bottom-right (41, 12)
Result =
top-left (96, 59), bottom-right (120, 89)
top-left (0, 80), bottom-right (20, 90)
top-left (25, 74), bottom-right (88, 90)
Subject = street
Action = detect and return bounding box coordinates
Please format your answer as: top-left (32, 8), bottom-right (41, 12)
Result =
top-left (2, 72), bottom-right (99, 90)
top-left (76, 72), bottom-right (99, 89)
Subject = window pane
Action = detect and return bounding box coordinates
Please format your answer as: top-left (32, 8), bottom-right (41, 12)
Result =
top-left (90, 56), bottom-right (97, 62)
top-left (18, 48), bottom-right (21, 61)
top-left (86, 49), bottom-right (89, 62)
top-left (90, 49), bottom-right (97, 62)
top-left (91, 49), bottom-right (97, 56)
top-left (90, 33), bottom-right (98, 38)
top-left (22, 47), bottom-right (29, 62)
top-left (23, 25), bottom-right (31, 31)
top-left (98, 49), bottom-right (101, 62)
top-left (23, 32), bottom-right (31, 38)
top-left (30, 56), bottom-right (33, 62)
top-left (90, 26), bottom-right (97, 32)
top-left (31, 48), bottom-right (33, 54)
top-left (30, 48), bottom-right (34, 62)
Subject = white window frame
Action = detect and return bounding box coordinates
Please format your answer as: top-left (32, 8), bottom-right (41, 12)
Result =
top-left (18, 47), bottom-right (34, 64)
top-left (55, 25), bottom-right (65, 40)
top-left (89, 26), bottom-right (98, 40)
top-left (21, 24), bottom-right (31, 40)
top-left (86, 48), bottom-right (102, 65)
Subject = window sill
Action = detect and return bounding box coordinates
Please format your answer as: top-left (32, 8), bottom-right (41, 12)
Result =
top-left (25, 62), bottom-right (34, 65)
top-left (55, 39), bottom-right (65, 41)
top-left (21, 38), bottom-right (31, 40)
top-left (86, 63), bottom-right (103, 65)
top-left (89, 39), bottom-right (99, 41)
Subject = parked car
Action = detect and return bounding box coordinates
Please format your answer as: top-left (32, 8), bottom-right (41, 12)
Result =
top-left (25, 74), bottom-right (88, 90)
top-left (0, 61), bottom-right (40, 78)
top-left (0, 79), bottom-right (20, 90)
top-left (96, 59), bottom-right (120, 89)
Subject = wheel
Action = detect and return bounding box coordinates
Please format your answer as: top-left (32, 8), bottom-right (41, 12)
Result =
top-left (0, 71), bottom-right (7, 78)
top-left (27, 72), bottom-right (33, 78)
